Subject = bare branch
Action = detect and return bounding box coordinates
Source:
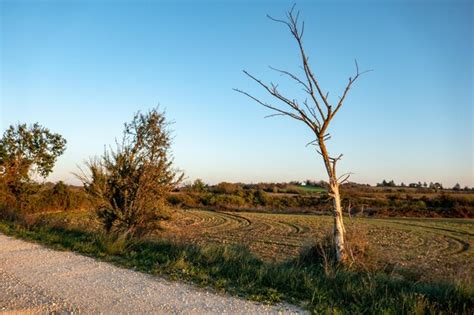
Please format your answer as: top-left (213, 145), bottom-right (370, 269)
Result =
top-left (240, 70), bottom-right (318, 131)
top-left (264, 113), bottom-right (286, 119)
top-left (305, 139), bottom-right (318, 147)
top-left (233, 88), bottom-right (303, 121)
top-left (266, 14), bottom-right (293, 34)
top-left (269, 66), bottom-right (310, 93)
top-left (337, 172), bottom-right (353, 181)
top-left (268, 5), bottom-right (333, 120)
top-left (338, 172), bottom-right (353, 185)
top-left (289, 3), bottom-right (297, 14)
top-left (303, 99), bottom-right (321, 128)
top-left (331, 59), bottom-right (373, 119)
top-left (330, 153), bottom-right (343, 162)
top-left (330, 153), bottom-right (344, 177)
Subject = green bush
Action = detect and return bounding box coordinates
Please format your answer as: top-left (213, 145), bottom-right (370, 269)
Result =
top-left (78, 108), bottom-right (183, 237)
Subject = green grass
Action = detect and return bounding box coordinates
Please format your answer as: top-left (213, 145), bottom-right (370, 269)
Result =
top-left (287, 184), bottom-right (327, 193)
top-left (1, 218), bottom-right (473, 314)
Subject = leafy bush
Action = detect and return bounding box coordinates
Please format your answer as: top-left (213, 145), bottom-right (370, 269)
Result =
top-left (213, 182), bottom-right (241, 195)
top-left (78, 108), bottom-right (183, 237)
top-left (167, 193), bottom-right (198, 207)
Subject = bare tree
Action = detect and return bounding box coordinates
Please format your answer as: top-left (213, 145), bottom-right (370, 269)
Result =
top-left (234, 6), bottom-right (371, 263)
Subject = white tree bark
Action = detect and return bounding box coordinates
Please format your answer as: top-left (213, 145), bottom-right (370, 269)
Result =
top-left (331, 183), bottom-right (347, 262)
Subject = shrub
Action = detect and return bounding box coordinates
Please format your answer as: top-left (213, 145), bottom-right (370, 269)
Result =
top-left (78, 108), bottom-right (183, 237)
top-left (213, 182), bottom-right (241, 195)
top-left (167, 192), bottom-right (198, 207)
top-left (297, 225), bottom-right (372, 276)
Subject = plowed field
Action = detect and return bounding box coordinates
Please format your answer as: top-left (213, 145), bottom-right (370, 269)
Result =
top-left (161, 209), bottom-right (474, 284)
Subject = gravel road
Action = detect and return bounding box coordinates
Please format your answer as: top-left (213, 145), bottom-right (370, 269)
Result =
top-left (0, 234), bottom-right (306, 314)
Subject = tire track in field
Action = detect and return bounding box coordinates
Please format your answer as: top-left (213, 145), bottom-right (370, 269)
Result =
top-left (388, 220), bottom-right (474, 237)
top-left (176, 210), bottom-right (254, 246)
top-left (237, 213), bottom-right (311, 250)
top-left (165, 210), bottom-right (473, 272)
top-left (383, 221), bottom-right (471, 255)
top-left (277, 221), bottom-right (304, 234)
top-left (179, 210), bottom-right (208, 227)
top-left (199, 212), bottom-right (306, 253)
top-left (220, 211), bottom-right (252, 226)
top-left (204, 212), bottom-right (251, 236)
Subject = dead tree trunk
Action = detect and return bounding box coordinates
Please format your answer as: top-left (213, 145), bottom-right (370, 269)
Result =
top-left (235, 5), bottom-right (371, 264)
top-left (320, 137), bottom-right (347, 261)
top-left (331, 183), bottom-right (346, 261)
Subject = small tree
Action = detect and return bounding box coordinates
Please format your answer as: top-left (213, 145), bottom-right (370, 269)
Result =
top-left (191, 179), bottom-right (206, 192)
top-left (0, 123), bottom-right (66, 186)
top-left (78, 108), bottom-right (183, 237)
top-left (235, 6), bottom-right (371, 263)
top-left (0, 123), bottom-right (66, 214)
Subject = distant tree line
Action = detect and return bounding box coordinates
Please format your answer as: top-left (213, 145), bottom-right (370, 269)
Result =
top-left (168, 179), bottom-right (474, 218)
top-left (376, 179), bottom-right (472, 191)
top-left (181, 179), bottom-right (328, 194)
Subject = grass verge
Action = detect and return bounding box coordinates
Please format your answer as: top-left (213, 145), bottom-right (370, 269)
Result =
top-left (0, 219), bottom-right (472, 314)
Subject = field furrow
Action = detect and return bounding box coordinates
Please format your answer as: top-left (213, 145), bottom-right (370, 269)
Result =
top-left (161, 209), bottom-right (473, 284)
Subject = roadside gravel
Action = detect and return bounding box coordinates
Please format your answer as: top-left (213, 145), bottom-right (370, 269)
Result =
top-left (0, 234), bottom-right (307, 314)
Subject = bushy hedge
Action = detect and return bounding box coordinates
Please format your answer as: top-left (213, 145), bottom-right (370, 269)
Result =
top-left (168, 189), bottom-right (474, 218)
top-left (0, 181), bottom-right (89, 219)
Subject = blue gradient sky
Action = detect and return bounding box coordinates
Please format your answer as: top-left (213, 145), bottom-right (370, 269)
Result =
top-left (1, 0), bottom-right (472, 186)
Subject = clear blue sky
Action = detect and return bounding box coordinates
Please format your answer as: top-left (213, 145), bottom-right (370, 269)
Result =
top-left (1, 0), bottom-right (472, 187)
